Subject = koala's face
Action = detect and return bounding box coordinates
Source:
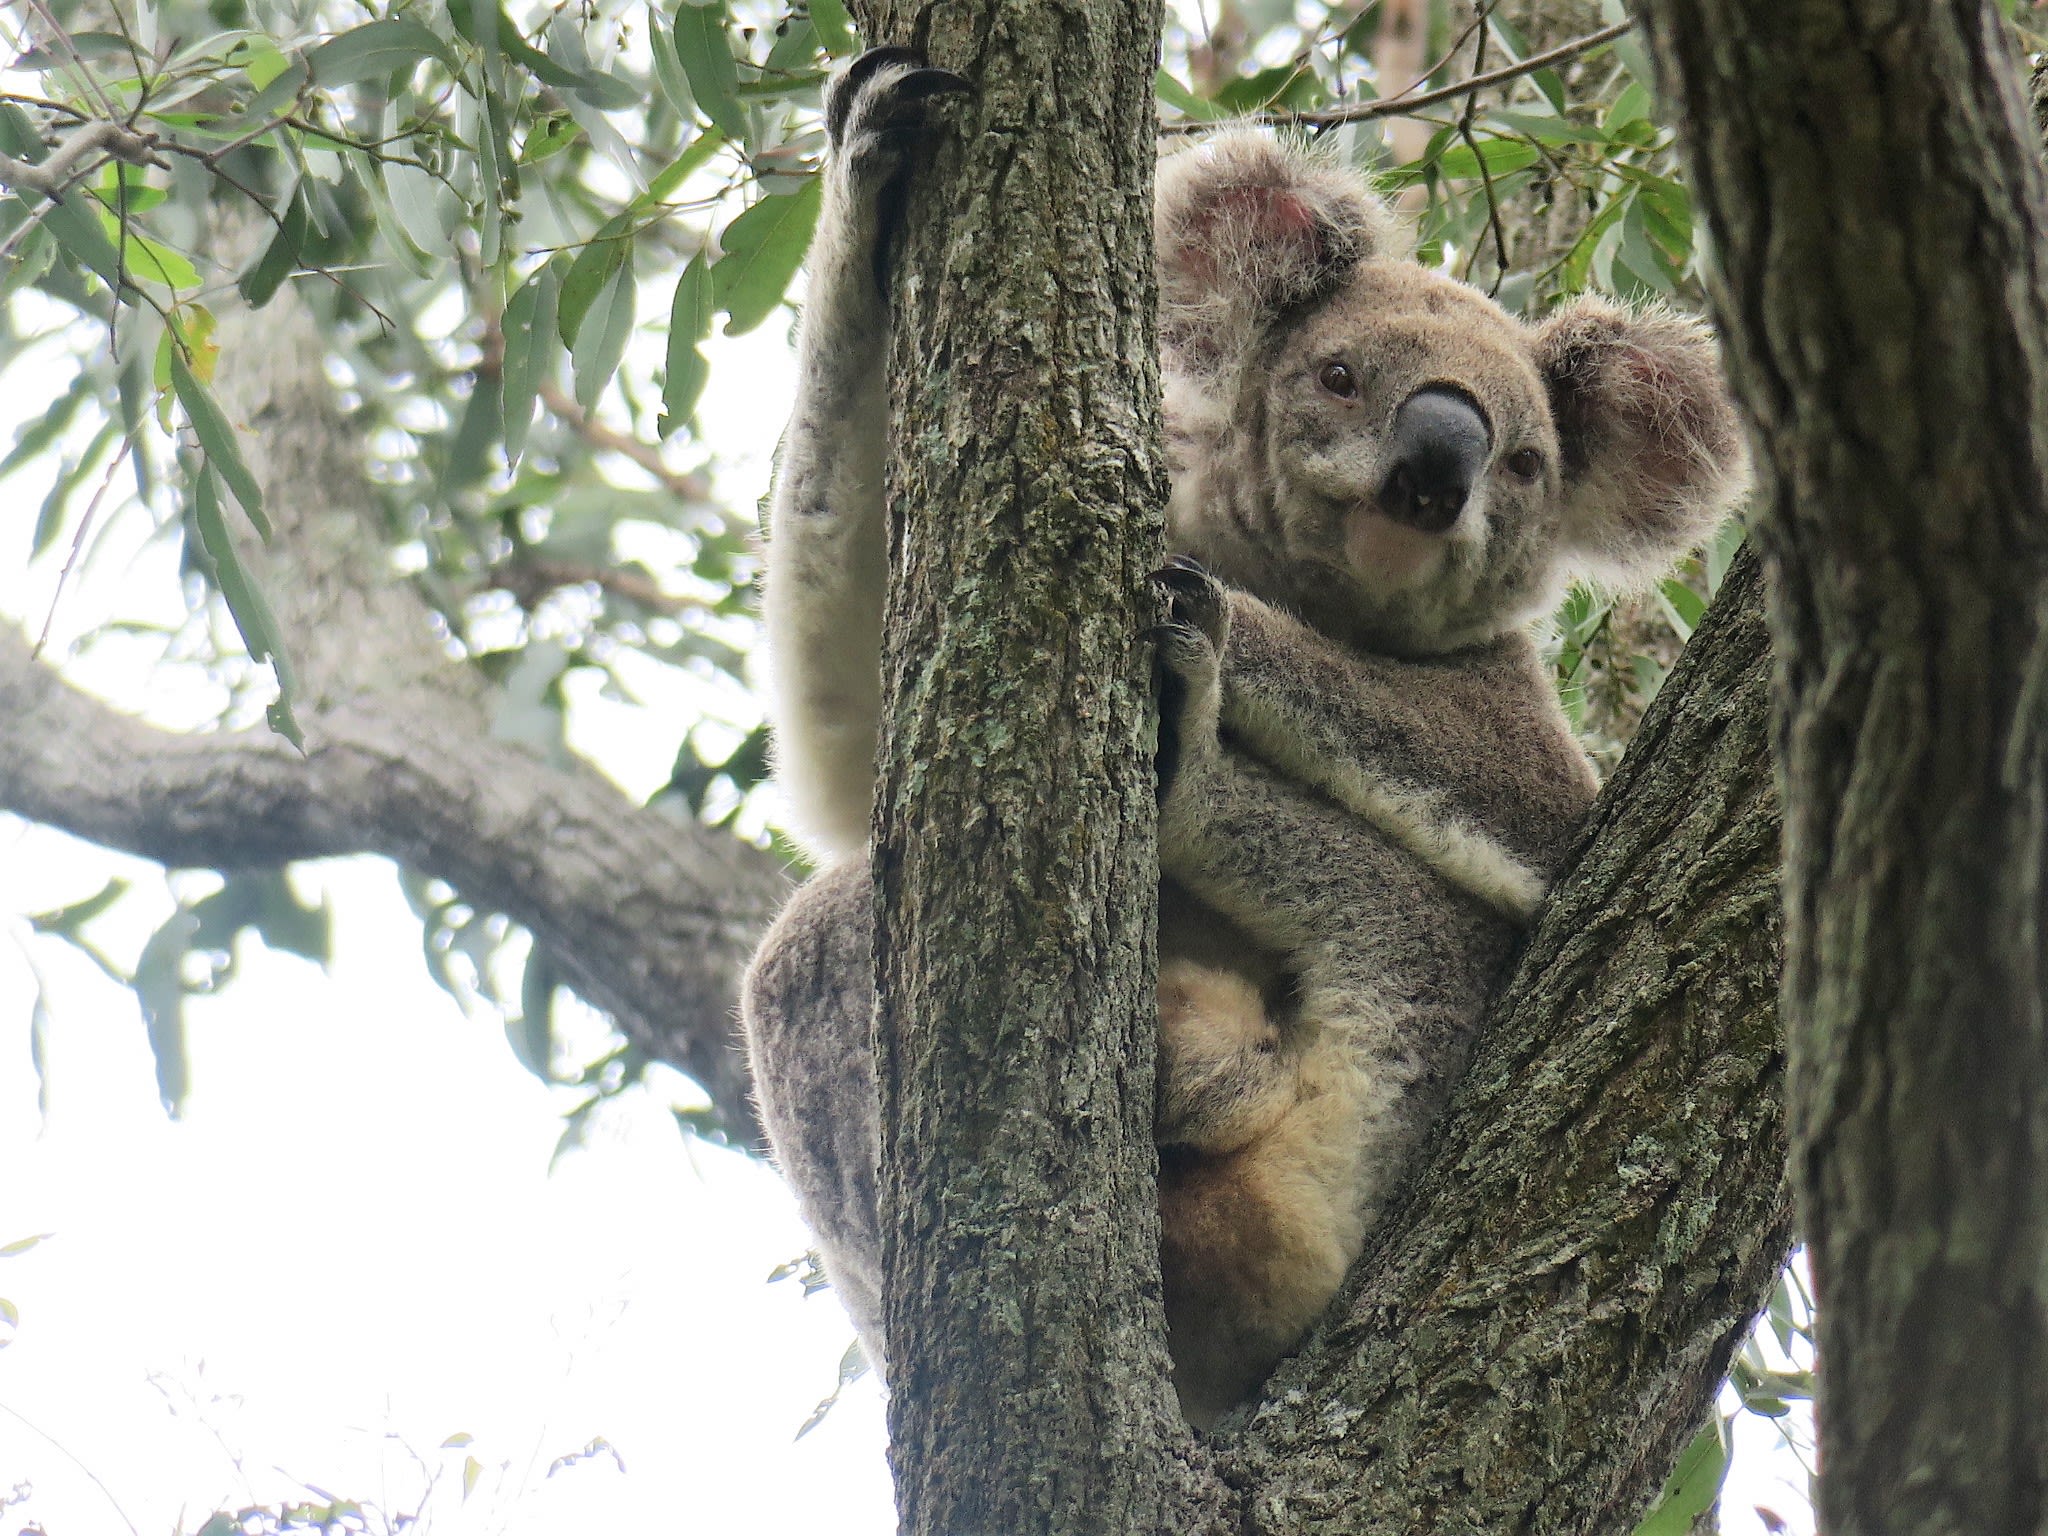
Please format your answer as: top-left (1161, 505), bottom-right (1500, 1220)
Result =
top-left (1157, 132), bottom-right (1750, 659)
top-left (1256, 263), bottom-right (1570, 654)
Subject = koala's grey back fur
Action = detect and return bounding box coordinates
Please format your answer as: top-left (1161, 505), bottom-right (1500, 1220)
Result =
top-left (743, 70), bottom-right (1749, 1428)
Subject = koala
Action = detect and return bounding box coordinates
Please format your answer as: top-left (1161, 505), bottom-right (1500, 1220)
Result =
top-left (743, 51), bottom-right (1749, 1429)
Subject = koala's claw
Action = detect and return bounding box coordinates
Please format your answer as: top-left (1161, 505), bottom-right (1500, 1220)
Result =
top-left (825, 47), bottom-right (973, 149)
top-left (1150, 557), bottom-right (1229, 653)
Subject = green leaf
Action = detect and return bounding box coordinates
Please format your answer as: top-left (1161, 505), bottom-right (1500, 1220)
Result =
top-left (1558, 189), bottom-right (1630, 295)
top-left (648, 13), bottom-right (696, 120)
top-left (0, 1234), bottom-right (52, 1259)
top-left (134, 908), bottom-right (200, 1117)
top-left (306, 18), bottom-right (454, 86)
top-left (1487, 110), bottom-right (1609, 147)
top-left (557, 213), bottom-right (635, 346)
top-left (1155, 69), bottom-right (1223, 121)
top-left (28, 878), bottom-right (130, 938)
top-left (442, 378), bottom-right (504, 494)
top-left (640, 128), bottom-right (726, 211)
top-left (712, 177), bottom-right (820, 335)
top-left (1430, 138), bottom-right (1541, 182)
top-left (236, 185), bottom-right (311, 308)
top-left (572, 257), bottom-right (637, 412)
top-left (520, 112), bottom-right (582, 164)
top-left (0, 368), bottom-right (92, 483)
top-left (659, 253), bottom-right (713, 437)
top-left (810, 0), bottom-right (857, 55)
top-left (502, 263), bottom-right (560, 467)
top-left (1630, 1423), bottom-right (1729, 1536)
top-left (510, 948), bottom-right (556, 1079)
top-left (673, 3), bottom-right (747, 141)
top-left (1603, 80), bottom-right (1652, 135)
top-left (191, 467), bottom-right (302, 747)
top-left (170, 346), bottom-right (267, 537)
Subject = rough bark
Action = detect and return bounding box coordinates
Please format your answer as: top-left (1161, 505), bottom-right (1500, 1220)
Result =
top-left (1226, 546), bottom-right (1790, 1532)
top-left (0, 225), bottom-right (785, 1141)
top-left (848, 3), bottom-right (1221, 1532)
top-left (1641, 5), bottom-right (2048, 1533)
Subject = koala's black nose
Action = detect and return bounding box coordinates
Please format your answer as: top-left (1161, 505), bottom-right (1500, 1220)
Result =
top-left (1378, 386), bottom-right (1492, 534)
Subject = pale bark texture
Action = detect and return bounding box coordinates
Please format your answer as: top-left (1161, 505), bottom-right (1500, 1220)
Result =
top-left (1642, 4), bottom-right (2048, 1533)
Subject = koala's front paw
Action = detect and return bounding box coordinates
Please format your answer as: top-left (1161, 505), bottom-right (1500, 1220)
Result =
top-left (826, 47), bottom-right (971, 177)
top-left (822, 49), bottom-right (970, 292)
top-left (1149, 556), bottom-right (1230, 802)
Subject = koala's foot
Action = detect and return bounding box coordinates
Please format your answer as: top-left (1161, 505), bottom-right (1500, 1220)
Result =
top-left (824, 48), bottom-right (971, 288)
top-left (1150, 556), bottom-right (1230, 800)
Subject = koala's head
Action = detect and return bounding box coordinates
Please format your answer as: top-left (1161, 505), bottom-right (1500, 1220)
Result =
top-left (1156, 132), bottom-right (1750, 656)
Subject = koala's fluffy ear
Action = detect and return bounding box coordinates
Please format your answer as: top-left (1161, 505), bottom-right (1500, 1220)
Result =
top-left (1534, 297), bottom-right (1752, 588)
top-left (1157, 132), bottom-right (1403, 374)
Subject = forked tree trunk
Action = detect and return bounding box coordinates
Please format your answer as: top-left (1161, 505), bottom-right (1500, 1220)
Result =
top-left (844, 1), bottom-right (1800, 1532)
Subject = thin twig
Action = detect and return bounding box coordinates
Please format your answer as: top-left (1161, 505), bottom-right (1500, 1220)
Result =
top-left (32, 426), bottom-right (147, 661)
top-left (19, 0), bottom-right (123, 124)
top-left (538, 382), bottom-right (714, 501)
top-left (1159, 18), bottom-right (1632, 133)
top-left (0, 118), bottom-right (163, 199)
top-left (0, 1400), bottom-right (143, 1536)
top-left (1454, 16), bottom-right (1512, 293)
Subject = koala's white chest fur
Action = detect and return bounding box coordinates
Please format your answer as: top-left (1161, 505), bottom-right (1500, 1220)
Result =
top-left (744, 74), bottom-right (1750, 1430)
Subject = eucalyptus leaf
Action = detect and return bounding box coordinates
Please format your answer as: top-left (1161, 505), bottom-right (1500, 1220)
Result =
top-left (673, 3), bottom-right (747, 141)
top-left (305, 18), bottom-right (454, 85)
top-left (659, 253), bottom-right (713, 437)
top-left (712, 177), bottom-right (820, 335)
top-left (572, 257), bottom-right (637, 411)
top-left (170, 348), bottom-right (268, 538)
top-left (502, 263), bottom-right (561, 467)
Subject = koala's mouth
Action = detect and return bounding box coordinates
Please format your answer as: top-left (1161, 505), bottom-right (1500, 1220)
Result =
top-left (1345, 508), bottom-right (1449, 586)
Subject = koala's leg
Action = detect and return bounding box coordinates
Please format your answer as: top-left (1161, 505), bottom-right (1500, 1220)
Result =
top-left (742, 856), bottom-right (888, 1375)
top-left (1152, 582), bottom-right (1519, 1421)
top-left (766, 52), bottom-right (968, 857)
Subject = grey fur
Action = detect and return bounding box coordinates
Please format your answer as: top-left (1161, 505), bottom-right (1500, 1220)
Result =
top-left (745, 71), bottom-right (1750, 1428)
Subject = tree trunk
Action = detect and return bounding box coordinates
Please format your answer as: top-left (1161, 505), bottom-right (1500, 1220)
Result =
top-left (847, 3), bottom-right (1222, 1532)
top-left (1641, 4), bottom-right (2048, 1532)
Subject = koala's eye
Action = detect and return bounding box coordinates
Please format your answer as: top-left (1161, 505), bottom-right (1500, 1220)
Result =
top-left (1505, 447), bottom-right (1544, 481)
top-left (1317, 362), bottom-right (1358, 400)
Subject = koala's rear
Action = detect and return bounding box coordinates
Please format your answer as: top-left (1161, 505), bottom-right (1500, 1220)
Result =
top-left (745, 65), bottom-right (1750, 1432)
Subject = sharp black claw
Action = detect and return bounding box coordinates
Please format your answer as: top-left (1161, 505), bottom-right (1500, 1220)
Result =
top-left (890, 67), bottom-right (974, 103)
top-left (827, 47), bottom-right (973, 145)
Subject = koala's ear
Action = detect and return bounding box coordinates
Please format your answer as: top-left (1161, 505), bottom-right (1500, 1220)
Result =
top-left (1533, 297), bottom-right (1752, 588)
top-left (1157, 132), bottom-right (1402, 370)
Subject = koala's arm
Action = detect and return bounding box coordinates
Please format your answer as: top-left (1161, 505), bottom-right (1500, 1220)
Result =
top-left (764, 54), bottom-right (966, 859)
top-left (1159, 571), bottom-right (1598, 924)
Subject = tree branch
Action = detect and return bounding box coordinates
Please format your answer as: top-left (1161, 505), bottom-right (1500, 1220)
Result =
top-left (1160, 19), bottom-right (1635, 133)
top-left (0, 204), bottom-right (788, 1141)
top-left (0, 623), bottom-right (785, 1139)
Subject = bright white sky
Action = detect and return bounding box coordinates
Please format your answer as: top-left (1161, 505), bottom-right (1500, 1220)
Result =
top-left (0, 118), bottom-right (1816, 1536)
